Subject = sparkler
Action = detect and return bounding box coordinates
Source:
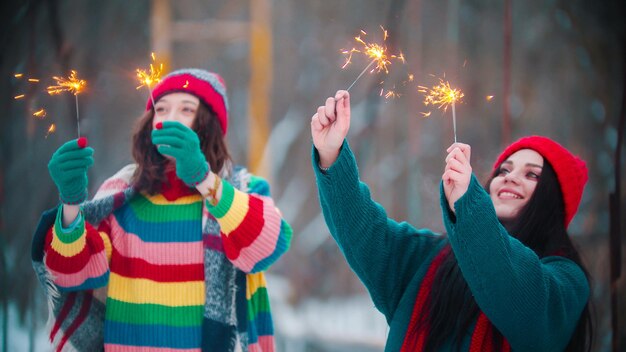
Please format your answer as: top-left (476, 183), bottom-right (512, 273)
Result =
top-left (136, 52), bottom-right (164, 108)
top-left (418, 78), bottom-right (464, 143)
top-left (47, 70), bottom-right (87, 138)
top-left (341, 26), bottom-right (404, 92)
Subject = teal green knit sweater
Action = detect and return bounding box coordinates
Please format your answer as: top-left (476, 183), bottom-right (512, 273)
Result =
top-left (312, 141), bottom-right (589, 352)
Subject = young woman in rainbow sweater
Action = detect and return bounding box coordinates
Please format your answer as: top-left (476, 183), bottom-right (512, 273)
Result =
top-left (32, 69), bottom-right (292, 352)
top-left (310, 90), bottom-right (592, 351)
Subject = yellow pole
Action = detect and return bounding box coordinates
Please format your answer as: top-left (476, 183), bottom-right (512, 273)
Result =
top-left (248, 0), bottom-right (272, 177)
top-left (151, 0), bottom-right (172, 72)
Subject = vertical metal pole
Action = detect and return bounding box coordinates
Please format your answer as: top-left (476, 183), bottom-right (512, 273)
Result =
top-left (151, 0), bottom-right (172, 71)
top-left (248, 0), bottom-right (272, 177)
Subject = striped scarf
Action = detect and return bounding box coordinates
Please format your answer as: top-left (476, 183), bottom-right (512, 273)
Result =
top-left (401, 246), bottom-right (511, 352)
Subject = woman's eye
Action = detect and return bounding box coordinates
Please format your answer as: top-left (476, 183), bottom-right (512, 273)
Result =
top-left (498, 168), bottom-right (510, 175)
top-left (155, 106), bottom-right (165, 113)
top-left (527, 172), bottom-right (540, 179)
top-left (182, 107), bottom-right (195, 113)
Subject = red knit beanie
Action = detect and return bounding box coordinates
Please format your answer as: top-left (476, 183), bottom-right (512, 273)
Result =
top-left (493, 136), bottom-right (588, 228)
top-left (146, 68), bottom-right (229, 135)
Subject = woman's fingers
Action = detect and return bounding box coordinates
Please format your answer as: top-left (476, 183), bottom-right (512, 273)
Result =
top-left (334, 90), bottom-right (350, 133)
top-left (443, 165), bottom-right (460, 179)
top-left (59, 158), bottom-right (94, 171)
top-left (316, 106), bottom-right (330, 127)
top-left (445, 147), bottom-right (465, 163)
top-left (447, 143), bottom-right (471, 161)
top-left (445, 157), bottom-right (467, 174)
top-left (152, 135), bottom-right (186, 148)
top-left (445, 146), bottom-right (471, 169)
top-left (442, 169), bottom-right (457, 185)
top-left (156, 145), bottom-right (184, 159)
top-left (311, 113), bottom-right (324, 132)
top-left (324, 97), bottom-right (336, 123)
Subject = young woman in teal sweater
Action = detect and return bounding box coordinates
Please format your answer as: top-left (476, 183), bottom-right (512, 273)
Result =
top-left (310, 90), bottom-right (592, 351)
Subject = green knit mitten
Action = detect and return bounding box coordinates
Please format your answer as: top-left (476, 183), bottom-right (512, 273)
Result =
top-left (48, 138), bottom-right (94, 204)
top-left (152, 121), bottom-right (209, 186)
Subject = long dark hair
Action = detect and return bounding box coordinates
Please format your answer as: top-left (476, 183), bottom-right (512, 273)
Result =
top-left (131, 100), bottom-right (232, 194)
top-left (415, 159), bottom-right (593, 351)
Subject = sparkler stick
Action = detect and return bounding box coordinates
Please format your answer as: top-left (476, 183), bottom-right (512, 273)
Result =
top-left (75, 94), bottom-right (80, 136)
top-left (47, 70), bottom-right (86, 138)
top-left (346, 59), bottom-right (376, 91)
top-left (452, 102), bottom-right (457, 143)
top-left (418, 78), bottom-right (464, 143)
top-left (136, 52), bottom-right (164, 108)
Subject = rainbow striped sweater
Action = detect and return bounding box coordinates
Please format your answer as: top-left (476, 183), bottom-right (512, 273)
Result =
top-left (36, 165), bottom-right (292, 352)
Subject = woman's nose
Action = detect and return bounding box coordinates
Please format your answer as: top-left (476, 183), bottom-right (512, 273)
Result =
top-left (504, 172), bottom-right (520, 184)
top-left (165, 109), bottom-right (177, 121)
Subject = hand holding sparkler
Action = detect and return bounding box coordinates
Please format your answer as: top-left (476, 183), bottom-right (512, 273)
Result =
top-left (418, 78), bottom-right (464, 143)
top-left (47, 70), bottom-right (87, 138)
top-left (48, 138), bottom-right (94, 205)
top-left (442, 142), bottom-right (472, 213)
top-left (311, 90), bottom-right (351, 168)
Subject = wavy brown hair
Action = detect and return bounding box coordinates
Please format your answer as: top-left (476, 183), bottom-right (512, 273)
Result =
top-left (131, 100), bottom-right (232, 195)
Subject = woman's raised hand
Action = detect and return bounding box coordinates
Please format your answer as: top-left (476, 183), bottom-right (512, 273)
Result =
top-left (442, 143), bottom-right (472, 213)
top-left (151, 121), bottom-right (209, 186)
top-left (311, 90), bottom-right (351, 168)
top-left (48, 137), bottom-right (93, 204)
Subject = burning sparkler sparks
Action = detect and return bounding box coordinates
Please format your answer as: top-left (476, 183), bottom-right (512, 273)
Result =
top-left (47, 70), bottom-right (87, 138)
top-left (45, 123), bottom-right (56, 138)
top-left (13, 73), bottom-right (42, 100)
top-left (12, 73), bottom-right (67, 139)
top-left (47, 70), bottom-right (86, 96)
top-left (136, 52), bottom-right (164, 108)
top-left (33, 108), bottom-right (47, 118)
top-left (418, 77), bottom-right (465, 143)
top-left (341, 26), bottom-right (404, 92)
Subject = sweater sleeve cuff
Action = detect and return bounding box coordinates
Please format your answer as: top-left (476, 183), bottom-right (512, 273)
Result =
top-left (439, 181), bottom-right (457, 226)
top-left (53, 205), bottom-right (86, 243)
top-left (454, 174), bottom-right (493, 221)
top-left (59, 209), bottom-right (84, 233)
top-left (312, 140), bottom-right (359, 187)
top-left (51, 205), bottom-right (87, 257)
top-left (444, 174), bottom-right (500, 240)
top-left (206, 179), bottom-right (235, 218)
top-left (441, 175), bottom-right (488, 235)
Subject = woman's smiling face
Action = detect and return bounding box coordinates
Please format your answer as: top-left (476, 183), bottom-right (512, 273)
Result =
top-left (489, 149), bottom-right (544, 222)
